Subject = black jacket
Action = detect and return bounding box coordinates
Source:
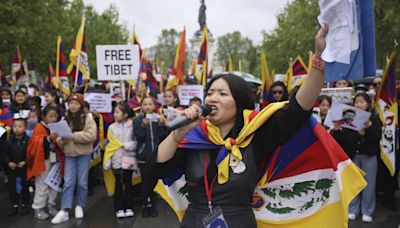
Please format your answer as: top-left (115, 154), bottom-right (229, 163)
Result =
top-left (331, 113), bottom-right (382, 158)
top-left (3, 134), bottom-right (30, 165)
top-left (133, 114), bottom-right (167, 162)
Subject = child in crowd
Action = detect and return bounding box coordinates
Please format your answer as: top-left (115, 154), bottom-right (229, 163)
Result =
top-left (44, 89), bottom-right (64, 118)
top-left (331, 93), bottom-right (382, 223)
top-left (4, 117), bottom-right (30, 216)
top-left (104, 102), bottom-right (138, 218)
top-left (10, 90), bottom-right (30, 113)
top-left (52, 93), bottom-right (97, 224)
top-left (133, 96), bottom-right (167, 218)
top-left (317, 95), bottom-right (332, 126)
top-left (26, 110), bottom-right (39, 137)
top-left (27, 105), bottom-right (62, 220)
top-left (188, 96), bottom-right (202, 107)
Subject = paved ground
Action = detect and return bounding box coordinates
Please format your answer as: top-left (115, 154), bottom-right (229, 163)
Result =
top-left (0, 172), bottom-right (399, 228)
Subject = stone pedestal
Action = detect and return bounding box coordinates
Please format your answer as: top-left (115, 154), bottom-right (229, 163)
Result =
top-left (189, 29), bottom-right (216, 75)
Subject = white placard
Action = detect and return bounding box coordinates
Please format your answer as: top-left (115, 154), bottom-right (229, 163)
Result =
top-left (109, 82), bottom-right (126, 101)
top-left (0, 127), bottom-right (6, 138)
top-left (47, 120), bottom-right (74, 139)
top-left (84, 93), bottom-right (112, 113)
top-left (27, 88), bottom-right (35, 97)
top-left (96, 45), bottom-right (140, 81)
top-left (44, 162), bottom-right (62, 192)
top-left (177, 85), bottom-right (204, 106)
top-left (40, 96), bottom-right (47, 107)
top-left (320, 87), bottom-right (353, 105)
top-left (324, 102), bottom-right (371, 131)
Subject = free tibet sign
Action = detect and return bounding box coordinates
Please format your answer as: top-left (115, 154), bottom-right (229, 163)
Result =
top-left (96, 45), bottom-right (140, 81)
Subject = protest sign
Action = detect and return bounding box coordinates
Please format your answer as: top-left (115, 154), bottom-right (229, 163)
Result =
top-left (324, 102), bottom-right (371, 131)
top-left (320, 87), bottom-right (353, 105)
top-left (44, 162), bottom-right (62, 192)
top-left (109, 82), bottom-right (126, 101)
top-left (96, 45), bottom-right (140, 81)
top-left (84, 93), bottom-right (112, 113)
top-left (177, 85), bottom-right (204, 106)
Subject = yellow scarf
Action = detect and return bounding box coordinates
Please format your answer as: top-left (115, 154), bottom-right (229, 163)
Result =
top-left (103, 129), bottom-right (123, 196)
top-left (207, 102), bottom-right (287, 184)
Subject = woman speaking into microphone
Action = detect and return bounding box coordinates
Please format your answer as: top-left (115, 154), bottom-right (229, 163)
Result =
top-left (150, 25), bottom-right (329, 227)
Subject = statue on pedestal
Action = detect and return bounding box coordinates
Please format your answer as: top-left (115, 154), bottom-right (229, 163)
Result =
top-left (198, 0), bottom-right (206, 31)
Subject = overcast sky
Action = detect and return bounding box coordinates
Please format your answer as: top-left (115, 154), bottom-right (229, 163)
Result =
top-left (83, 0), bottom-right (289, 48)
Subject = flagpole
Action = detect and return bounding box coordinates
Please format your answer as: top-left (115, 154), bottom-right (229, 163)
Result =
top-left (74, 54), bottom-right (80, 88)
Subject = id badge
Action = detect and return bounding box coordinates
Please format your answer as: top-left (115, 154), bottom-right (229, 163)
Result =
top-left (202, 206), bottom-right (229, 228)
top-left (49, 152), bottom-right (57, 163)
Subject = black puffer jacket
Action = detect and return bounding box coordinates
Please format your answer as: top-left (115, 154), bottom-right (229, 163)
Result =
top-left (331, 113), bottom-right (382, 158)
top-left (3, 134), bottom-right (30, 165)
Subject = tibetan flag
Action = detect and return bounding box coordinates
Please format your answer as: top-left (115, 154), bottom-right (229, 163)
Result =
top-left (131, 30), bottom-right (143, 58)
top-left (11, 46), bottom-right (23, 82)
top-left (261, 50), bottom-right (274, 108)
top-left (0, 64), bottom-right (7, 86)
top-left (67, 17), bottom-right (90, 87)
top-left (56, 36), bottom-right (70, 96)
top-left (166, 28), bottom-right (186, 90)
top-left (128, 92), bottom-right (142, 112)
top-left (0, 107), bottom-right (13, 128)
top-left (155, 103), bottom-right (366, 227)
top-left (286, 56), bottom-right (308, 92)
top-left (375, 43), bottom-right (399, 176)
top-left (196, 26), bottom-right (208, 88)
top-left (225, 55), bottom-right (233, 72)
top-left (45, 63), bottom-right (55, 91)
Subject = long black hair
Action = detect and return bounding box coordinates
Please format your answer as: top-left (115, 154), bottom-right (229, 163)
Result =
top-left (164, 89), bottom-right (180, 108)
top-left (205, 74), bottom-right (255, 137)
top-left (270, 81), bottom-right (289, 102)
top-left (65, 102), bottom-right (85, 132)
top-left (354, 92), bottom-right (372, 111)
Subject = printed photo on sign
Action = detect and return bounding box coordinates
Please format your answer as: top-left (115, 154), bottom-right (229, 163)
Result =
top-left (320, 87), bottom-right (353, 105)
top-left (109, 82), bottom-right (126, 102)
top-left (324, 102), bottom-right (371, 131)
top-left (312, 107), bottom-right (322, 123)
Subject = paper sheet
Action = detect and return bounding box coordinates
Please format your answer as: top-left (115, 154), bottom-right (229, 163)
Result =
top-left (47, 120), bottom-right (74, 139)
top-left (318, 0), bottom-right (355, 64)
top-left (324, 102), bottom-right (371, 131)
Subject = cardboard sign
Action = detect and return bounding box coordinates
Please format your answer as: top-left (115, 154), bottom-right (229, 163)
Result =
top-left (324, 102), bottom-right (371, 131)
top-left (84, 93), bottom-right (112, 113)
top-left (177, 85), bottom-right (204, 106)
top-left (96, 45), bottom-right (140, 81)
top-left (320, 87), bottom-right (353, 105)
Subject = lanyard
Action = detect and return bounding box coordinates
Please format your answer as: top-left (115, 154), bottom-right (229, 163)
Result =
top-left (203, 151), bottom-right (217, 213)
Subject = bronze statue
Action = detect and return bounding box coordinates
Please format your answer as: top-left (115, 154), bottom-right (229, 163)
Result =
top-left (198, 0), bottom-right (206, 30)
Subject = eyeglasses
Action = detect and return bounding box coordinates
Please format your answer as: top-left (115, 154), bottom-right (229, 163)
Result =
top-left (272, 90), bottom-right (283, 95)
top-left (372, 82), bottom-right (381, 87)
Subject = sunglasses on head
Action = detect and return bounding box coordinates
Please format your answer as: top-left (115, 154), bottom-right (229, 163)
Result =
top-left (272, 90), bottom-right (283, 95)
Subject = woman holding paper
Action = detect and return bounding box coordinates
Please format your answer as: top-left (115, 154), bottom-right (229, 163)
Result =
top-left (51, 93), bottom-right (97, 224)
top-left (331, 93), bottom-right (382, 223)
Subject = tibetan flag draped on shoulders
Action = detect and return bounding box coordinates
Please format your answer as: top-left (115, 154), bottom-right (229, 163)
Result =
top-left (196, 26), bottom-right (208, 88)
top-left (261, 50), bottom-right (274, 108)
top-left (155, 103), bottom-right (366, 227)
top-left (286, 56), bottom-right (308, 92)
top-left (11, 46), bottom-right (22, 82)
top-left (166, 28), bottom-right (186, 91)
top-left (67, 17), bottom-right (90, 87)
top-left (56, 36), bottom-right (70, 97)
top-left (375, 44), bottom-right (399, 176)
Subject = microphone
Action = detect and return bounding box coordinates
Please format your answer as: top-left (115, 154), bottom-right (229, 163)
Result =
top-left (166, 105), bottom-right (212, 131)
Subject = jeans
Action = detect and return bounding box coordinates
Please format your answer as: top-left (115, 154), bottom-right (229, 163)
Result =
top-left (61, 155), bottom-right (91, 209)
top-left (349, 154), bottom-right (377, 216)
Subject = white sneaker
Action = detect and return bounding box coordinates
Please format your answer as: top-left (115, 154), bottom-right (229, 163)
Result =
top-left (51, 210), bottom-right (69, 224)
top-left (348, 213), bottom-right (356, 220)
top-left (75, 206), bottom-right (84, 219)
top-left (116, 210), bottom-right (125, 218)
top-left (362, 215), bottom-right (373, 223)
top-left (125, 209), bottom-right (134, 217)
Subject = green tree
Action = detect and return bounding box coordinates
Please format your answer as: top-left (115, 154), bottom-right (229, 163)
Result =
top-left (261, 0), bottom-right (319, 73)
top-left (0, 0), bottom-right (128, 79)
top-left (154, 28), bottom-right (180, 73)
top-left (216, 31), bottom-right (258, 75)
